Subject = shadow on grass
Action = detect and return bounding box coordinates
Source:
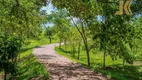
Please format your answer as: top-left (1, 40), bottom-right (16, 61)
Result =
top-left (21, 46), bottom-right (44, 53)
top-left (21, 47), bottom-right (35, 53)
top-left (10, 54), bottom-right (48, 80)
top-left (56, 47), bottom-right (142, 80)
top-left (58, 48), bottom-right (73, 54)
top-left (94, 65), bottom-right (142, 80)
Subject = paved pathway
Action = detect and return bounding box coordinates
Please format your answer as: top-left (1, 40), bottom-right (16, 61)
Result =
top-left (33, 43), bottom-right (109, 80)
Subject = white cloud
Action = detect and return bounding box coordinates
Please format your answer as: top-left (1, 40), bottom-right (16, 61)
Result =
top-left (40, 3), bottom-right (57, 14)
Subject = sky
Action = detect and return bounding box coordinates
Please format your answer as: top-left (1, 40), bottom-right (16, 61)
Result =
top-left (40, 2), bottom-right (103, 27)
top-left (40, 2), bottom-right (57, 14)
top-left (40, 2), bottom-right (57, 27)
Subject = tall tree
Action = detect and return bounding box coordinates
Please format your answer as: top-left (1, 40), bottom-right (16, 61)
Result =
top-left (0, 0), bottom-right (44, 79)
top-left (51, 0), bottom-right (142, 67)
top-left (52, 0), bottom-right (99, 66)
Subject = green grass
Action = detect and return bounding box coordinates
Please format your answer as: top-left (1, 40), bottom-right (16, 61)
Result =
top-left (8, 37), bottom-right (58, 80)
top-left (55, 44), bottom-right (142, 80)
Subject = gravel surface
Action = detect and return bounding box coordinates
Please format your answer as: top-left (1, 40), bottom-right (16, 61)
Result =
top-left (33, 43), bottom-right (109, 80)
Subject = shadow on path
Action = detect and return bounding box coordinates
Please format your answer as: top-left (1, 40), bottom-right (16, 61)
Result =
top-left (33, 44), bottom-right (109, 80)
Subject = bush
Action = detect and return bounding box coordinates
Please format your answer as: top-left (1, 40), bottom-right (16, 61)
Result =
top-left (0, 35), bottom-right (22, 80)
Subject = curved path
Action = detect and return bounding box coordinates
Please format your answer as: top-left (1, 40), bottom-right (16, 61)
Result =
top-left (33, 43), bottom-right (109, 80)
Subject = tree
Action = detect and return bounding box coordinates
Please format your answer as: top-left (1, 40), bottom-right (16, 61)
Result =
top-left (0, 0), bottom-right (45, 79)
top-left (45, 27), bottom-right (53, 43)
top-left (46, 9), bottom-right (71, 47)
top-left (52, 0), bottom-right (99, 66)
top-left (0, 35), bottom-right (22, 80)
top-left (69, 27), bottom-right (82, 58)
top-left (51, 0), bottom-right (142, 67)
top-left (91, 0), bottom-right (142, 68)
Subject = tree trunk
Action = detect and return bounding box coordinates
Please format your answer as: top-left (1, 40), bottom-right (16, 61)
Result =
top-left (59, 38), bottom-right (61, 48)
top-left (123, 59), bottom-right (125, 66)
top-left (4, 70), bottom-right (6, 80)
top-left (82, 38), bottom-right (90, 66)
top-left (49, 36), bottom-right (52, 43)
top-left (72, 43), bottom-right (75, 57)
top-left (86, 47), bottom-right (90, 66)
top-left (77, 40), bottom-right (81, 60)
top-left (84, 40), bottom-right (90, 66)
top-left (103, 48), bottom-right (106, 69)
top-left (64, 39), bottom-right (66, 51)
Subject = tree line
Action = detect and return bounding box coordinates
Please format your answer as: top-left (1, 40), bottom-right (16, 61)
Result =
top-left (43, 0), bottom-right (142, 68)
top-left (0, 0), bottom-right (45, 79)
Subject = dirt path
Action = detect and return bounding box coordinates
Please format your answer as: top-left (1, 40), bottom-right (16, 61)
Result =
top-left (33, 43), bottom-right (109, 80)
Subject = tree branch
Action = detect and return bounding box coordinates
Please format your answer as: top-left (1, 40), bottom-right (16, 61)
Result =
top-left (15, 0), bottom-right (20, 6)
top-left (42, 0), bottom-right (47, 6)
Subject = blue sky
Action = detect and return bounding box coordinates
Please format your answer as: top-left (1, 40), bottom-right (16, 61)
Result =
top-left (40, 2), bottom-right (57, 14)
top-left (40, 2), bottom-right (57, 27)
top-left (40, 2), bottom-right (102, 27)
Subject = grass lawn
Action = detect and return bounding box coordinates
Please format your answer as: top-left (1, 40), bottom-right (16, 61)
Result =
top-left (1, 37), bottom-right (57, 80)
top-left (55, 44), bottom-right (142, 80)
top-left (14, 39), bottom-right (50, 80)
